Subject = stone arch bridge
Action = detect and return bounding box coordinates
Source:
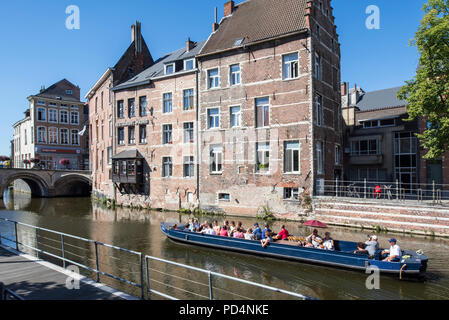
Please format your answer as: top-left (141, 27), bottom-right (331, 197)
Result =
top-left (0, 168), bottom-right (92, 199)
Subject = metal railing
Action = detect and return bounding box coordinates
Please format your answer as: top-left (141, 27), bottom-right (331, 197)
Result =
top-left (0, 217), bottom-right (145, 299)
top-left (316, 179), bottom-right (449, 205)
top-left (0, 283), bottom-right (24, 301)
top-left (0, 218), bottom-right (313, 300)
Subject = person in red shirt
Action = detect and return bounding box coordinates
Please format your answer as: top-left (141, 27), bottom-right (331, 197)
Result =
top-left (276, 225), bottom-right (289, 240)
top-left (374, 185), bottom-right (382, 199)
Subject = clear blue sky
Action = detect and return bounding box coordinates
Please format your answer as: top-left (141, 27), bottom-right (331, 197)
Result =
top-left (0, 0), bottom-right (426, 155)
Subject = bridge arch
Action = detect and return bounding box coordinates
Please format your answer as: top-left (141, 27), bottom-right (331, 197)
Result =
top-left (53, 174), bottom-right (92, 197)
top-left (1, 172), bottom-right (50, 198)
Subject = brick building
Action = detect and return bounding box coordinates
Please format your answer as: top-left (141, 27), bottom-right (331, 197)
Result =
top-left (196, 0), bottom-right (343, 215)
top-left (341, 83), bottom-right (449, 192)
top-left (12, 79), bottom-right (88, 170)
top-left (86, 22), bottom-right (154, 197)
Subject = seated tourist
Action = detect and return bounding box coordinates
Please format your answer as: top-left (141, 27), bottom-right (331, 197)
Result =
top-left (365, 235), bottom-right (380, 259)
top-left (229, 221), bottom-right (237, 234)
top-left (187, 218), bottom-right (195, 232)
top-left (261, 230), bottom-right (273, 248)
top-left (262, 224), bottom-right (272, 240)
top-left (201, 223), bottom-right (216, 236)
top-left (253, 223), bottom-right (262, 240)
top-left (306, 229), bottom-right (321, 246)
top-left (381, 238), bottom-right (402, 262)
top-left (193, 219), bottom-right (200, 231)
top-left (275, 225), bottom-right (289, 240)
top-left (354, 242), bottom-right (369, 255)
top-left (237, 222), bottom-right (246, 233)
top-left (213, 220), bottom-right (221, 235)
top-left (234, 227), bottom-right (245, 239)
top-left (304, 238), bottom-right (315, 248)
top-left (245, 228), bottom-right (255, 240)
top-left (219, 225), bottom-right (229, 237)
top-left (322, 232), bottom-right (335, 251)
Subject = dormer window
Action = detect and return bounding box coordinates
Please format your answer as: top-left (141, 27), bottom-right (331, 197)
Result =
top-left (165, 63), bottom-right (175, 75)
top-left (184, 59), bottom-right (195, 71)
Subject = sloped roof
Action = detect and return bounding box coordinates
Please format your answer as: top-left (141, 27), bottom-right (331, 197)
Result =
top-left (356, 87), bottom-right (407, 111)
top-left (201, 0), bottom-right (309, 56)
top-left (112, 149), bottom-right (144, 159)
top-left (34, 79), bottom-right (82, 103)
top-left (112, 40), bottom-right (206, 91)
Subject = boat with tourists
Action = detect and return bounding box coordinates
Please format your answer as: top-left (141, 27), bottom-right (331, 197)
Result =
top-left (160, 222), bottom-right (428, 278)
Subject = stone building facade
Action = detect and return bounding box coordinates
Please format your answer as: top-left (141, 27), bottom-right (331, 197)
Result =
top-left (88, 0), bottom-right (343, 217)
top-left (13, 79), bottom-right (88, 170)
top-left (196, 0), bottom-right (343, 215)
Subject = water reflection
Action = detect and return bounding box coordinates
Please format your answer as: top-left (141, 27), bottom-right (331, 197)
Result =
top-left (1, 192), bottom-right (449, 300)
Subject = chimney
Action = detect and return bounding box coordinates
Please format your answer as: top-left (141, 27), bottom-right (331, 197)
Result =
top-left (40, 85), bottom-right (45, 93)
top-left (186, 37), bottom-right (195, 52)
top-left (341, 82), bottom-right (347, 96)
top-left (132, 21), bottom-right (142, 54)
top-left (224, 0), bottom-right (235, 17)
top-left (212, 7), bottom-right (219, 32)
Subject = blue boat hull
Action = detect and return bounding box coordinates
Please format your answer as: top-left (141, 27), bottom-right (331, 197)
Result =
top-left (160, 223), bottom-right (428, 277)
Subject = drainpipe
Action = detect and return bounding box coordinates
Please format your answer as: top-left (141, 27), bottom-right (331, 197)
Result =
top-left (111, 74), bottom-right (117, 204)
top-left (196, 61), bottom-right (200, 207)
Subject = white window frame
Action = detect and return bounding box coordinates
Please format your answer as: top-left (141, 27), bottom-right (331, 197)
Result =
top-left (315, 52), bottom-right (322, 80)
top-left (207, 68), bottom-right (220, 90)
top-left (255, 97), bottom-right (270, 128)
top-left (284, 141), bottom-right (301, 174)
top-left (37, 127), bottom-right (47, 143)
top-left (210, 145), bottom-right (223, 174)
top-left (60, 110), bottom-right (68, 124)
top-left (162, 156), bottom-right (173, 178)
top-left (48, 127), bottom-right (58, 145)
top-left (282, 52), bottom-right (299, 80)
top-left (128, 126), bottom-right (136, 145)
top-left (165, 63), bottom-right (175, 75)
top-left (284, 188), bottom-right (299, 201)
top-left (162, 92), bottom-right (173, 114)
top-left (139, 125), bottom-right (147, 144)
top-left (162, 124), bottom-right (173, 145)
top-left (37, 100), bottom-right (46, 106)
top-left (37, 108), bottom-right (47, 122)
top-left (71, 129), bottom-right (80, 146)
top-left (118, 127), bottom-right (125, 145)
top-left (183, 156), bottom-right (195, 178)
top-left (66, 90), bottom-right (73, 95)
top-left (256, 142), bottom-right (270, 173)
top-left (48, 109), bottom-right (58, 123)
top-left (183, 122), bottom-right (194, 144)
top-left (183, 88), bottom-right (195, 111)
top-left (230, 106), bottom-right (241, 128)
top-left (207, 107), bottom-right (220, 130)
top-left (229, 64), bottom-right (241, 86)
top-left (60, 128), bottom-right (69, 145)
top-left (184, 59), bottom-right (195, 71)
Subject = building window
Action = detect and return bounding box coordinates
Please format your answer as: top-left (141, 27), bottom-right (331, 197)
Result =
top-left (50, 103), bottom-right (58, 107)
top-left (24, 129), bottom-right (27, 145)
top-left (362, 118), bottom-right (396, 128)
top-left (163, 93), bottom-right (173, 113)
top-left (128, 126), bottom-right (135, 144)
top-left (183, 156), bottom-right (195, 178)
top-left (118, 100), bottom-right (124, 118)
top-left (230, 64), bottom-right (241, 86)
top-left (210, 145), bottom-right (223, 174)
top-left (107, 147), bottom-right (113, 165)
top-left (37, 100), bottom-right (46, 106)
top-left (165, 64), bottom-right (174, 75)
top-left (230, 106), bottom-right (241, 128)
top-left (162, 157), bottom-right (173, 177)
top-left (37, 108), bottom-right (46, 121)
top-left (256, 142), bottom-right (270, 172)
top-left (66, 90), bottom-right (73, 95)
top-left (71, 130), bottom-right (79, 145)
top-left (128, 98), bottom-right (135, 118)
top-left (316, 25), bottom-right (321, 41)
top-left (283, 53), bottom-right (299, 80)
top-left (118, 127), bottom-right (125, 145)
top-left (284, 188), bottom-right (299, 200)
top-left (207, 108), bottom-right (220, 129)
top-left (207, 68), bottom-right (219, 89)
top-left (218, 193), bottom-right (231, 201)
top-left (183, 122), bottom-right (194, 143)
top-left (351, 139), bottom-right (379, 156)
top-left (316, 141), bottom-right (324, 174)
top-left (335, 145), bottom-right (341, 165)
top-left (315, 53), bottom-right (322, 80)
top-left (70, 111), bottom-right (79, 124)
top-left (31, 126), bottom-right (34, 143)
top-left (139, 96), bottom-right (147, 117)
top-left (139, 125), bottom-right (147, 144)
top-left (284, 141), bottom-right (300, 173)
top-left (109, 120), bottom-right (113, 137)
top-left (60, 110), bottom-right (68, 124)
top-left (162, 124), bottom-right (173, 144)
top-left (184, 59), bottom-right (195, 71)
top-left (48, 109), bottom-right (58, 123)
top-left (315, 94), bottom-right (323, 126)
top-left (49, 128), bottom-right (58, 144)
top-left (255, 97), bottom-right (270, 128)
top-left (60, 128), bottom-right (69, 145)
top-left (183, 89), bottom-right (194, 111)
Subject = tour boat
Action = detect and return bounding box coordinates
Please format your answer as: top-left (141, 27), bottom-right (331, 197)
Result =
top-left (160, 223), bottom-right (428, 278)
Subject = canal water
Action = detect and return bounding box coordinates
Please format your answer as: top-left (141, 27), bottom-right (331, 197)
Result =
top-left (1, 190), bottom-right (449, 300)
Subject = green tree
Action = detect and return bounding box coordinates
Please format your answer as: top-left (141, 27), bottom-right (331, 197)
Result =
top-left (398, 0), bottom-right (449, 159)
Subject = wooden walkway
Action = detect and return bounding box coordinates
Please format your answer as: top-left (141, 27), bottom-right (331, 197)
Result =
top-left (0, 246), bottom-right (135, 300)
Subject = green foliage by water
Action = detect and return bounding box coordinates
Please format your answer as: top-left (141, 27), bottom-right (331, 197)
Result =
top-left (398, 0), bottom-right (449, 159)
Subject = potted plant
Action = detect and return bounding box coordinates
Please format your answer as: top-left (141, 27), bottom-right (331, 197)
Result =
top-left (59, 159), bottom-right (70, 169)
top-left (30, 158), bottom-right (40, 169)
